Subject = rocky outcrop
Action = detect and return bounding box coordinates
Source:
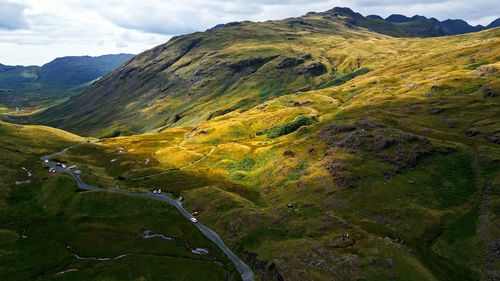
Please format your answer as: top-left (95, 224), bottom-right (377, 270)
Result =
top-left (474, 65), bottom-right (498, 77)
top-left (482, 85), bottom-right (499, 97)
top-left (302, 62), bottom-right (327, 76)
top-left (320, 121), bottom-right (443, 184)
top-left (227, 56), bottom-right (279, 72)
top-left (276, 57), bottom-right (305, 69)
top-left (242, 251), bottom-right (285, 281)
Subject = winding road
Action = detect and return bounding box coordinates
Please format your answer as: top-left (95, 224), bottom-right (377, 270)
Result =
top-left (42, 141), bottom-right (254, 281)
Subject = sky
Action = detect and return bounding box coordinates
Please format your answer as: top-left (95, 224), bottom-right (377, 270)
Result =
top-left (0, 0), bottom-right (498, 66)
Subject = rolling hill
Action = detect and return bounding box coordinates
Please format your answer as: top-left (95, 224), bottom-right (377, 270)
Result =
top-left (29, 7), bottom-right (499, 137)
top-left (0, 120), bottom-right (239, 280)
top-left (5, 6), bottom-right (499, 280)
top-left (40, 20), bottom-right (500, 281)
top-left (0, 54), bottom-right (133, 113)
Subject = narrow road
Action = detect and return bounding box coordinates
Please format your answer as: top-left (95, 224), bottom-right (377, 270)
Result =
top-left (42, 142), bottom-right (254, 281)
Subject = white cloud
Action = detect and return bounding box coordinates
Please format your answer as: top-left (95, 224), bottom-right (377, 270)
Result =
top-left (0, 0), bottom-right (28, 30)
top-left (0, 0), bottom-right (498, 66)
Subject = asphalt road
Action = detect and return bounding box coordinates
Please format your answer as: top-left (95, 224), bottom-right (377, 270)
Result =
top-left (42, 142), bottom-right (254, 281)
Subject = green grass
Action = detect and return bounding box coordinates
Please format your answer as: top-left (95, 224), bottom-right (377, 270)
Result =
top-left (0, 175), bottom-right (237, 281)
top-left (257, 116), bottom-right (315, 138)
top-left (464, 61), bottom-right (489, 70)
top-left (318, 67), bottom-right (371, 89)
top-left (3, 19), bottom-right (500, 281)
top-left (0, 123), bottom-right (238, 281)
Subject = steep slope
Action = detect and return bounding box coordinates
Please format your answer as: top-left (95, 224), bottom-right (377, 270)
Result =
top-left (55, 28), bottom-right (500, 280)
top-left (0, 54), bottom-right (133, 112)
top-left (30, 7), bottom-right (499, 137)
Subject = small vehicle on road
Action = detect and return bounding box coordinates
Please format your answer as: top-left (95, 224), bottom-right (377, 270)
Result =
top-left (190, 217), bottom-right (198, 223)
top-left (44, 160), bottom-right (49, 163)
top-left (61, 164), bottom-right (67, 169)
top-left (75, 170), bottom-right (81, 175)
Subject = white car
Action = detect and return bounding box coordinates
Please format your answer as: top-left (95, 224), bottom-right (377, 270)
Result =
top-left (44, 160), bottom-right (49, 163)
top-left (75, 170), bottom-right (81, 175)
top-left (61, 164), bottom-right (67, 169)
top-left (190, 217), bottom-right (198, 223)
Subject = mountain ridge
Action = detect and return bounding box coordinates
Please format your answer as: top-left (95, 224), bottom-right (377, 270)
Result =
top-left (0, 53), bottom-right (133, 112)
top-left (29, 7), bottom-right (500, 137)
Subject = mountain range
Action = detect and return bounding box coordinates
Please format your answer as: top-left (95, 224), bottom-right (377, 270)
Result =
top-left (0, 6), bottom-right (499, 281)
top-left (0, 54), bottom-right (133, 111)
top-left (367, 12), bottom-right (499, 35)
top-left (29, 7), bottom-right (500, 137)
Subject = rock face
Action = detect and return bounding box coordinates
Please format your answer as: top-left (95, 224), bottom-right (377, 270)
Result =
top-left (243, 251), bottom-right (285, 281)
top-left (227, 56), bottom-right (279, 72)
top-left (276, 57), bottom-right (304, 69)
top-left (320, 121), bottom-right (442, 185)
top-left (474, 65), bottom-right (498, 77)
top-left (302, 62), bottom-right (327, 76)
top-left (482, 85), bottom-right (499, 98)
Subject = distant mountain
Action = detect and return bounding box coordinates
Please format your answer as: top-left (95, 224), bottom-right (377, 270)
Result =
top-left (36, 54), bottom-right (135, 89)
top-left (381, 12), bottom-right (497, 36)
top-left (366, 15), bottom-right (383, 20)
top-left (0, 54), bottom-right (134, 93)
top-left (324, 7), bottom-right (446, 37)
top-left (0, 54), bottom-right (133, 110)
top-left (325, 8), bottom-right (499, 37)
top-left (487, 18), bottom-right (500, 28)
top-left (385, 14), bottom-right (428, 23)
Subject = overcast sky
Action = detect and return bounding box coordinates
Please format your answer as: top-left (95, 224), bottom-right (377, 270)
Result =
top-left (1, 0), bottom-right (498, 66)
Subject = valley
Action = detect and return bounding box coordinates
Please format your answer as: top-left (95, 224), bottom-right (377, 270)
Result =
top-left (0, 54), bottom-right (133, 114)
top-left (0, 5), bottom-right (499, 281)
top-left (0, 121), bottom-right (240, 280)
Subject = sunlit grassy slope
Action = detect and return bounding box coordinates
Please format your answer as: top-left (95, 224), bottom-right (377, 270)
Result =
top-left (0, 121), bottom-right (239, 281)
top-left (53, 27), bottom-right (500, 281)
top-left (30, 8), bottom-right (498, 137)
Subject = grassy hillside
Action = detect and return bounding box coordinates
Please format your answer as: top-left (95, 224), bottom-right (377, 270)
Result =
top-left (0, 54), bottom-right (133, 113)
top-left (0, 121), bottom-right (239, 280)
top-left (51, 27), bottom-right (500, 280)
top-left (29, 8), bottom-right (498, 137)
